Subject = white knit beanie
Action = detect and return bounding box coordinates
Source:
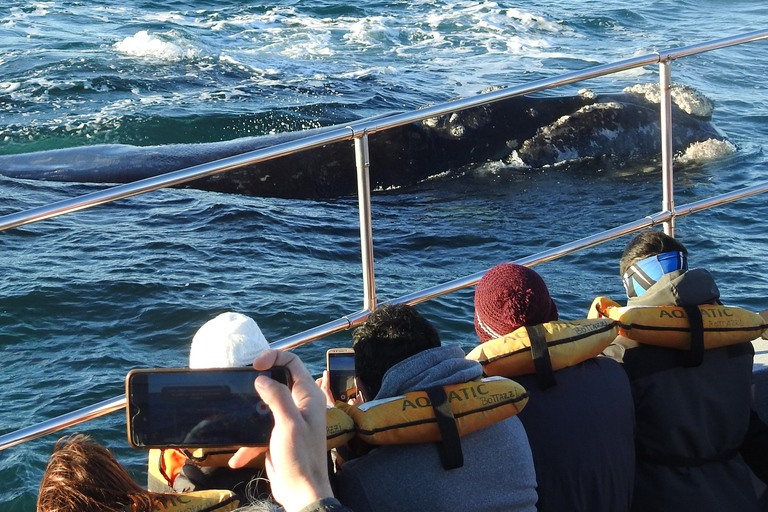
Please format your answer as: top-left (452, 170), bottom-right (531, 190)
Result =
top-left (189, 312), bottom-right (270, 368)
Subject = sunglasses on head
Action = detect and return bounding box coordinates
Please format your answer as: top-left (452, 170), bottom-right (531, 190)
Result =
top-left (622, 251), bottom-right (688, 298)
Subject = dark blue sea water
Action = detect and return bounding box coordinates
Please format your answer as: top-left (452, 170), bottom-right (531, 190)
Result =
top-left (1, 1), bottom-right (768, 510)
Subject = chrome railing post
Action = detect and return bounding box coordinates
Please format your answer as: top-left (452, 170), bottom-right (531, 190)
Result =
top-left (355, 132), bottom-right (377, 312)
top-left (659, 59), bottom-right (675, 236)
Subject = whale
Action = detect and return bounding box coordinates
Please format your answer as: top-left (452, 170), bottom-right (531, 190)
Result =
top-left (0, 89), bottom-right (725, 199)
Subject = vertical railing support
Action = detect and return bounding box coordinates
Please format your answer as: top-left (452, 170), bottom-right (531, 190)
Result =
top-left (355, 133), bottom-right (377, 312)
top-left (659, 59), bottom-right (675, 236)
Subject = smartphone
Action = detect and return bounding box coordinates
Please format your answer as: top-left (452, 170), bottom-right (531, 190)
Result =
top-left (125, 366), bottom-right (290, 449)
top-left (326, 348), bottom-right (356, 402)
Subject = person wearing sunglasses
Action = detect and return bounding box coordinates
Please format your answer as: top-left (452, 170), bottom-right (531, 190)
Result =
top-left (609, 230), bottom-right (762, 512)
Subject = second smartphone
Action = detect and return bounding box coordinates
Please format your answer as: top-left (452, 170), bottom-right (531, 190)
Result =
top-left (326, 348), bottom-right (356, 402)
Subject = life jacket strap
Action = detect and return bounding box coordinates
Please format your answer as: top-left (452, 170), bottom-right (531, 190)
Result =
top-left (528, 324), bottom-right (557, 389)
top-left (678, 305), bottom-right (705, 367)
top-left (425, 386), bottom-right (464, 470)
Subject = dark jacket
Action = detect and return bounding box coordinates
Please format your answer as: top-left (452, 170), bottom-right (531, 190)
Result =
top-left (607, 268), bottom-right (760, 512)
top-left (514, 356), bottom-right (635, 512)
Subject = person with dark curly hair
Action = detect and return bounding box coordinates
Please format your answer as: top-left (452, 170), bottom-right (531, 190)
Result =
top-left (334, 303), bottom-right (538, 512)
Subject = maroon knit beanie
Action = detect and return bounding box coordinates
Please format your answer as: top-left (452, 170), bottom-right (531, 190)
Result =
top-left (474, 263), bottom-right (559, 343)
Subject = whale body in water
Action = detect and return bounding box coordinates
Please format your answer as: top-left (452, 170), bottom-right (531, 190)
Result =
top-left (0, 87), bottom-right (725, 199)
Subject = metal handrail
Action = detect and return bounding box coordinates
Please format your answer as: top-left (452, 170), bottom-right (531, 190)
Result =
top-left (1, 30), bottom-right (767, 451)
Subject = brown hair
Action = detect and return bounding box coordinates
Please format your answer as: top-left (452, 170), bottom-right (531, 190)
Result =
top-left (37, 434), bottom-right (154, 512)
top-left (619, 230), bottom-right (688, 277)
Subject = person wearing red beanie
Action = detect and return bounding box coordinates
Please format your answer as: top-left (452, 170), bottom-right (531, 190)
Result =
top-left (473, 263), bottom-right (635, 512)
top-left (474, 263), bottom-right (559, 343)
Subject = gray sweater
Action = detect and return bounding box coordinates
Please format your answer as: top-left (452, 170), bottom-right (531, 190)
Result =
top-left (335, 344), bottom-right (538, 512)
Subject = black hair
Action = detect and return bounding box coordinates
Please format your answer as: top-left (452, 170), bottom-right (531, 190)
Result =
top-left (352, 304), bottom-right (441, 398)
top-left (619, 230), bottom-right (688, 277)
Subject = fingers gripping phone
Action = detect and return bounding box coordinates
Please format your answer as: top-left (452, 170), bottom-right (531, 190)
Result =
top-left (125, 367), bottom-right (290, 449)
top-left (326, 348), bottom-right (356, 402)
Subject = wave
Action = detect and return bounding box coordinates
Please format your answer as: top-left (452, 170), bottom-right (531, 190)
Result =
top-left (113, 30), bottom-right (201, 61)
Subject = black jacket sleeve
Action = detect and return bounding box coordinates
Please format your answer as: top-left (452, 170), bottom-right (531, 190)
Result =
top-left (741, 408), bottom-right (768, 484)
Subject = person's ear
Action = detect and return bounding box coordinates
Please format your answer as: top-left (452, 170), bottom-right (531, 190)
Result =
top-left (354, 377), bottom-right (372, 403)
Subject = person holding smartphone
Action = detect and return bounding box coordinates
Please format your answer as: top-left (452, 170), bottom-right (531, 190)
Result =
top-left (143, 312), bottom-right (273, 495)
top-left (333, 304), bottom-right (537, 512)
top-left (38, 349), bottom-right (350, 512)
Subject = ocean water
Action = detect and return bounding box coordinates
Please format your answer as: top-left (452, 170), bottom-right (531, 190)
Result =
top-left (1, 1), bottom-right (768, 510)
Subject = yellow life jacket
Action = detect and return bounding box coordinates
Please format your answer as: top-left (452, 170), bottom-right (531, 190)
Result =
top-left (338, 377), bottom-right (528, 446)
top-left (588, 296), bottom-right (768, 350)
top-left (465, 318), bottom-right (619, 384)
top-left (151, 490), bottom-right (240, 512)
top-left (148, 406), bottom-right (355, 488)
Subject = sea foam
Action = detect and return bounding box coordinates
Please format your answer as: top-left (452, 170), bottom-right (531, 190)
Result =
top-left (676, 138), bottom-right (736, 164)
top-left (113, 30), bottom-right (200, 61)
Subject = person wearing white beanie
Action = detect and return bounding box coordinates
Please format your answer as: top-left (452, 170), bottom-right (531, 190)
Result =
top-left (151, 312), bottom-right (271, 496)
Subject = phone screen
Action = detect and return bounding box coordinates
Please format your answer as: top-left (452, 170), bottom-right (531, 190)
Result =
top-left (126, 367), bottom-right (289, 449)
top-left (327, 351), bottom-right (356, 402)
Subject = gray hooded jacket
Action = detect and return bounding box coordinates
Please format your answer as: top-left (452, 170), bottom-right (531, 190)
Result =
top-left (335, 344), bottom-right (538, 512)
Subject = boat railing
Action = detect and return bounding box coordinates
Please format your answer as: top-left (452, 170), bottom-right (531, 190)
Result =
top-left (1, 29), bottom-right (767, 451)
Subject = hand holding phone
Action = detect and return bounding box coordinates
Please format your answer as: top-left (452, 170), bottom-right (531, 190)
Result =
top-left (229, 349), bottom-right (335, 512)
top-left (125, 366), bottom-right (290, 449)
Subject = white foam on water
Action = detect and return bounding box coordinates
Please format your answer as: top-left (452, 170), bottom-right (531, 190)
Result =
top-left (145, 12), bottom-right (187, 23)
top-left (185, 2), bottom-right (572, 68)
top-left (113, 30), bottom-right (200, 61)
top-left (343, 16), bottom-right (402, 48)
top-left (0, 82), bottom-right (20, 93)
top-left (195, 7), bottom-right (292, 32)
top-left (483, 152), bottom-right (528, 171)
top-left (676, 138), bottom-right (737, 164)
top-left (10, 2), bottom-right (54, 18)
top-left (338, 66), bottom-right (398, 79)
top-left (503, 152), bottom-right (530, 169)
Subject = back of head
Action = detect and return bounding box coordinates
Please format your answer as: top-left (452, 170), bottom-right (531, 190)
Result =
top-left (619, 231), bottom-right (689, 298)
top-left (619, 230), bottom-right (688, 277)
top-left (474, 263), bottom-right (559, 343)
top-left (189, 312), bottom-right (269, 368)
top-left (352, 304), bottom-right (441, 397)
top-left (37, 434), bottom-right (152, 512)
